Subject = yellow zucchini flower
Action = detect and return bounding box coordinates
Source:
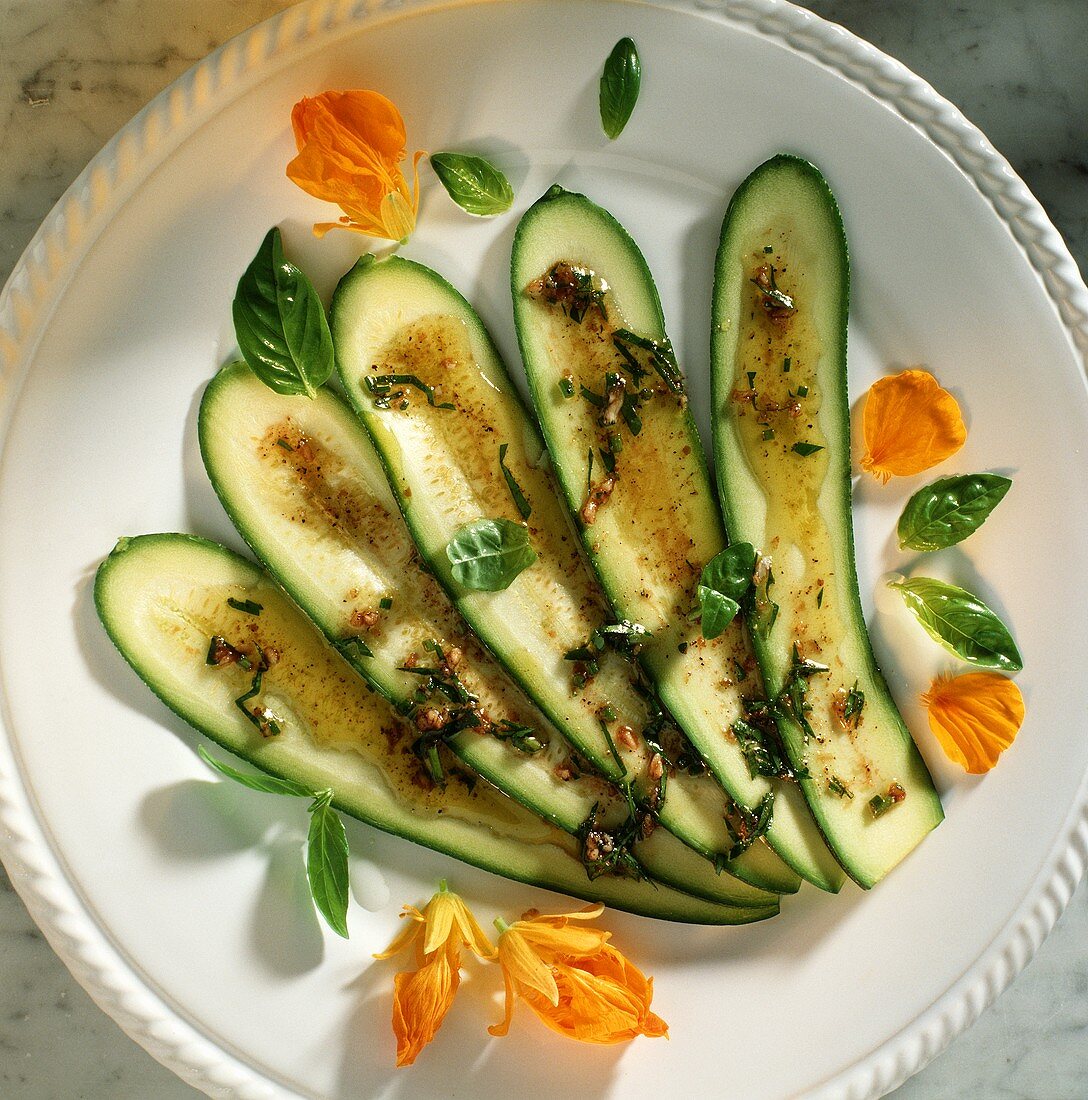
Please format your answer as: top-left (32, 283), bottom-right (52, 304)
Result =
top-left (374, 881), bottom-right (495, 1067)
top-left (489, 903), bottom-right (668, 1044)
top-left (921, 671), bottom-right (1025, 773)
top-left (860, 369), bottom-right (966, 483)
top-left (287, 89), bottom-right (423, 241)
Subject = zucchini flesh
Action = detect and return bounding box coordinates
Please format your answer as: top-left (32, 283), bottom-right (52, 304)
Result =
top-left (331, 256), bottom-right (800, 895)
top-left (511, 186), bottom-right (844, 892)
top-left (95, 534), bottom-right (773, 924)
top-left (711, 156), bottom-right (943, 886)
top-left (198, 364), bottom-right (778, 909)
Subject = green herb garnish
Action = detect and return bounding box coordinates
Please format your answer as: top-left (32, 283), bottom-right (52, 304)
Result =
top-left (762, 428), bottom-right (775, 441)
top-left (365, 373), bottom-right (455, 411)
top-left (722, 793), bottom-right (775, 860)
top-left (446, 518), bottom-right (537, 591)
top-left (827, 775), bottom-right (853, 799)
top-left (791, 442), bottom-right (823, 457)
top-left (379, 596), bottom-right (393, 610)
top-left (599, 37), bottom-right (641, 140)
top-left (227, 597), bottom-right (263, 615)
top-left (198, 746), bottom-right (350, 937)
top-left (869, 782), bottom-right (906, 819)
top-left (498, 442), bottom-right (532, 521)
top-left (232, 227), bottom-right (334, 398)
top-left (558, 376), bottom-right (575, 399)
top-left (796, 384), bottom-right (809, 398)
top-left (891, 577), bottom-right (1023, 671)
top-left (841, 681), bottom-right (865, 729)
top-left (697, 542), bottom-right (757, 640)
top-left (897, 473), bottom-right (1012, 552)
top-left (430, 152), bottom-right (514, 216)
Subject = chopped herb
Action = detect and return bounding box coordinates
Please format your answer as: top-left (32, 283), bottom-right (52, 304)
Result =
top-left (491, 720), bottom-right (545, 754)
top-left (783, 356), bottom-right (792, 373)
top-left (579, 384), bottom-right (605, 407)
top-left (612, 336), bottom-right (645, 380)
top-left (532, 262), bottom-right (608, 324)
top-left (722, 793), bottom-right (775, 860)
top-left (227, 597), bottom-right (263, 616)
top-left (577, 804), bottom-right (642, 880)
top-left (869, 782), bottom-right (907, 818)
top-left (598, 718), bottom-right (627, 777)
top-left (751, 265), bottom-right (796, 316)
top-left (817, 585), bottom-right (825, 609)
top-left (762, 428), bottom-right (775, 441)
top-left (778, 643), bottom-right (829, 741)
top-left (335, 636), bottom-right (374, 662)
top-left (233, 648), bottom-right (278, 736)
top-left (558, 376), bottom-right (575, 398)
top-left (599, 445), bottom-right (617, 475)
top-left (827, 775), bottom-right (854, 799)
top-left (732, 658), bottom-right (747, 682)
top-left (763, 245), bottom-right (774, 254)
top-left (732, 718), bottom-right (789, 780)
top-left (365, 373), bottom-right (455, 411)
top-left (677, 642), bottom-right (689, 654)
top-left (792, 442), bottom-right (823, 457)
top-left (746, 371), bottom-right (757, 389)
top-left (379, 596), bottom-right (393, 611)
top-left (796, 384), bottom-right (809, 398)
top-left (613, 329), bottom-right (685, 395)
top-left (497, 442), bottom-right (532, 521)
top-left (619, 390), bottom-right (643, 436)
top-left (599, 704), bottom-right (617, 722)
top-left (206, 635), bottom-right (251, 670)
top-left (276, 437), bottom-right (294, 451)
top-left (842, 682), bottom-right (865, 730)
top-left (751, 556), bottom-right (779, 639)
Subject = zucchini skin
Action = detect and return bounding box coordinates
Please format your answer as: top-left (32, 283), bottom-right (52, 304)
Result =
top-left (510, 185), bottom-right (844, 893)
top-left (197, 364), bottom-right (779, 909)
top-left (330, 255), bottom-right (802, 895)
top-left (94, 533), bottom-right (774, 924)
top-left (711, 155), bottom-right (943, 887)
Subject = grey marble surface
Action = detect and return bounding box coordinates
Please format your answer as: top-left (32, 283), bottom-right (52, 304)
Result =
top-left (0, 1), bottom-right (1085, 1096)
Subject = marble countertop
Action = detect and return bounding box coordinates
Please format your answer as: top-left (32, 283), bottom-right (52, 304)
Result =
top-left (1, 1), bottom-right (1085, 1096)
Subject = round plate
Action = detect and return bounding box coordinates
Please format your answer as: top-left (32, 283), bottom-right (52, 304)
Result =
top-left (2, 1), bottom-right (1086, 1097)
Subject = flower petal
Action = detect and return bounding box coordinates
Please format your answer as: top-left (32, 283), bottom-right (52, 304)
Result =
top-left (499, 929), bottom-right (560, 1006)
top-left (860, 369), bottom-right (966, 483)
top-left (922, 672), bottom-right (1024, 772)
top-left (390, 942), bottom-right (459, 1067)
top-left (373, 906), bottom-right (425, 960)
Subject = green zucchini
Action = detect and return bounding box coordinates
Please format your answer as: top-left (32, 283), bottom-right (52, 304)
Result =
top-left (95, 533), bottom-right (773, 923)
top-left (711, 155), bottom-right (943, 886)
top-left (331, 255), bottom-right (800, 895)
top-left (511, 185), bottom-right (844, 892)
top-left (197, 363), bottom-right (778, 909)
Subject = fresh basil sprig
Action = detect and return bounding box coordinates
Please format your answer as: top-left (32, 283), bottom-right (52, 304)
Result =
top-left (891, 577), bottom-right (1022, 671)
top-left (232, 227), bottom-right (334, 398)
top-left (198, 746), bottom-right (351, 937)
top-left (430, 152), bottom-right (514, 216)
top-left (599, 37), bottom-right (641, 140)
top-left (697, 543), bottom-right (757, 640)
top-left (446, 518), bottom-right (537, 591)
top-left (897, 473), bottom-right (1012, 552)
top-left (305, 790), bottom-right (350, 939)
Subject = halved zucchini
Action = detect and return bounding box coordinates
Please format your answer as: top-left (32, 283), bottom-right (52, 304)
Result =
top-left (95, 533), bottom-right (774, 923)
top-left (198, 363), bottom-right (778, 908)
top-left (511, 185), bottom-right (844, 892)
top-left (711, 155), bottom-right (943, 886)
top-left (331, 256), bottom-right (800, 895)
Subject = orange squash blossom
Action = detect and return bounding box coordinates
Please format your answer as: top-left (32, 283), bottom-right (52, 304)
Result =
top-left (860, 369), bottom-right (966, 483)
top-left (489, 903), bottom-right (668, 1045)
top-left (287, 89), bottom-right (424, 241)
top-left (921, 672), bottom-right (1025, 773)
top-left (374, 881), bottom-right (495, 1067)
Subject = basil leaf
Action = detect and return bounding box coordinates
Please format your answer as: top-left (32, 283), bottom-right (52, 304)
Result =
top-left (446, 518), bottom-right (537, 591)
top-left (897, 473), bottom-right (1012, 552)
top-left (197, 745), bottom-right (313, 798)
top-left (306, 790), bottom-right (350, 939)
top-left (232, 227), bottom-right (334, 398)
top-left (599, 37), bottom-right (641, 139)
top-left (702, 543), bottom-right (758, 603)
top-left (698, 586), bottom-right (741, 640)
top-left (430, 152), bottom-right (514, 216)
top-left (892, 577), bottom-right (1023, 671)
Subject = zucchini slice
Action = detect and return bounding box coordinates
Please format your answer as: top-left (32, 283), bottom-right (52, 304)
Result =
top-left (95, 533), bottom-right (773, 924)
top-left (198, 363), bottom-right (778, 909)
top-left (331, 256), bottom-right (800, 895)
top-left (711, 155), bottom-right (943, 886)
top-left (511, 186), bottom-right (844, 892)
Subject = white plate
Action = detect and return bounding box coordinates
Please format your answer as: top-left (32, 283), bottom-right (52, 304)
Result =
top-left (2, 1), bottom-right (1087, 1097)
